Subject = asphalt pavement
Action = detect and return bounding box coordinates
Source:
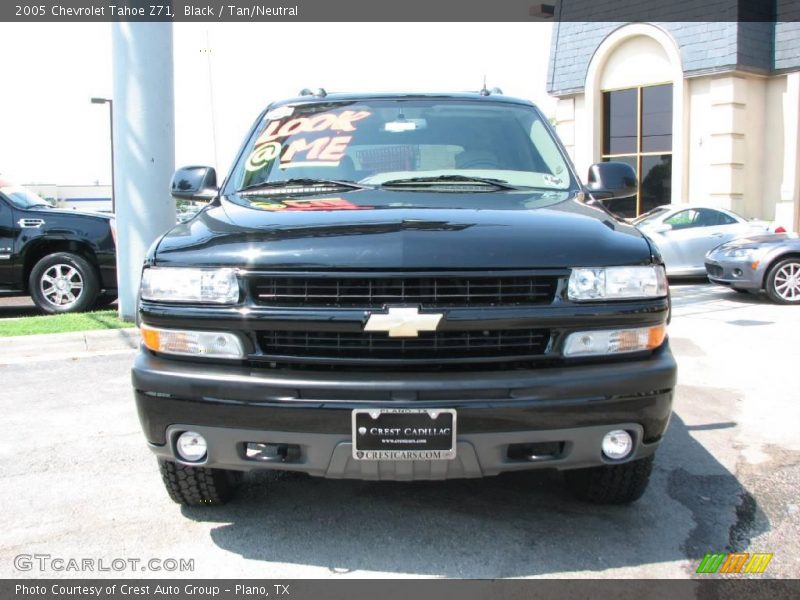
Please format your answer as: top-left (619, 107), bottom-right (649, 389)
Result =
top-left (0, 282), bottom-right (798, 579)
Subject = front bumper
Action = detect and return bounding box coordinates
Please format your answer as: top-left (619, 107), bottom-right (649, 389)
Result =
top-left (132, 344), bottom-right (677, 480)
top-left (705, 258), bottom-right (762, 290)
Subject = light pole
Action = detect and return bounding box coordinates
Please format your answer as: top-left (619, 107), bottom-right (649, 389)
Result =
top-left (90, 97), bottom-right (115, 213)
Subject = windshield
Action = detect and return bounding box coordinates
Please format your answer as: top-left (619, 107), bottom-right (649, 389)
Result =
top-left (632, 206), bottom-right (670, 226)
top-left (226, 99), bottom-right (578, 195)
top-left (0, 185), bottom-right (51, 209)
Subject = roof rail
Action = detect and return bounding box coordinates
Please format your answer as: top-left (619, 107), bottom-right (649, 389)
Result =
top-left (477, 82), bottom-right (503, 96)
top-left (298, 88), bottom-right (327, 98)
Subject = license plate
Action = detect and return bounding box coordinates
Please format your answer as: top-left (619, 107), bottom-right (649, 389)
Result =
top-left (352, 408), bottom-right (457, 460)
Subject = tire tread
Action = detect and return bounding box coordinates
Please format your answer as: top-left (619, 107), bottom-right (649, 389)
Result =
top-left (158, 459), bottom-right (240, 506)
top-left (564, 454), bottom-right (654, 504)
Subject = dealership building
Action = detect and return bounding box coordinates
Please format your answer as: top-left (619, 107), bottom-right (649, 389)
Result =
top-left (548, 19), bottom-right (800, 230)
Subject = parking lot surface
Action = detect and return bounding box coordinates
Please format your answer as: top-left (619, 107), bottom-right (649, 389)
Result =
top-left (1, 282), bottom-right (798, 578)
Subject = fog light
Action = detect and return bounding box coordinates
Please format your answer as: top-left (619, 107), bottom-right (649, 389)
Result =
top-left (176, 431), bottom-right (207, 462)
top-left (601, 430), bottom-right (633, 460)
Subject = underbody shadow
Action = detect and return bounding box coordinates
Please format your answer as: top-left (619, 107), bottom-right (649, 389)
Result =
top-left (182, 413), bottom-right (768, 577)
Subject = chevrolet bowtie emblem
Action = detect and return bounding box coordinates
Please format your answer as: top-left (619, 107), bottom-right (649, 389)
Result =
top-left (363, 307), bottom-right (444, 337)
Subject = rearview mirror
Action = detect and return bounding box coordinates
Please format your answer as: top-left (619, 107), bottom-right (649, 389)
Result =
top-left (651, 223), bottom-right (672, 234)
top-left (171, 166), bottom-right (218, 202)
top-left (586, 162), bottom-right (637, 200)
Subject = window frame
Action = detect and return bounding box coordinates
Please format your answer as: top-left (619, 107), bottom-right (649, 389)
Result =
top-left (601, 82), bottom-right (674, 217)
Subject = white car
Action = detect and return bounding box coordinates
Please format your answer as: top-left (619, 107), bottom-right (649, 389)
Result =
top-left (633, 204), bottom-right (785, 277)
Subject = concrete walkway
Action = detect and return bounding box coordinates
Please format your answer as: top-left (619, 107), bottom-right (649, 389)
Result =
top-left (0, 328), bottom-right (139, 365)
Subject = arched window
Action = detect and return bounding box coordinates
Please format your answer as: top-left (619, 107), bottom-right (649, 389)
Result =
top-left (584, 25), bottom-right (685, 220)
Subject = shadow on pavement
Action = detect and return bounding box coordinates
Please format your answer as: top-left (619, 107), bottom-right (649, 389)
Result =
top-left (0, 301), bottom-right (40, 318)
top-left (182, 413), bottom-right (769, 577)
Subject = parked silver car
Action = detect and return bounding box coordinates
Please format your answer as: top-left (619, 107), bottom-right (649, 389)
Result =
top-left (634, 205), bottom-right (781, 276)
top-left (705, 233), bottom-right (800, 304)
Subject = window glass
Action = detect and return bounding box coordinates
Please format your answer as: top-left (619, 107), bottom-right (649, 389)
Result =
top-left (641, 84), bottom-right (673, 152)
top-left (696, 209), bottom-right (737, 227)
top-left (602, 89), bottom-right (637, 155)
top-left (665, 209), bottom-right (699, 229)
top-left (632, 206), bottom-right (670, 225)
top-left (640, 154), bottom-right (672, 215)
top-left (601, 84), bottom-right (673, 217)
top-left (0, 186), bottom-right (51, 209)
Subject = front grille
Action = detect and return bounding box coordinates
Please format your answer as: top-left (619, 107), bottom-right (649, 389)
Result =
top-left (705, 263), bottom-right (723, 277)
top-left (250, 275), bottom-right (559, 307)
top-left (257, 328), bottom-right (551, 364)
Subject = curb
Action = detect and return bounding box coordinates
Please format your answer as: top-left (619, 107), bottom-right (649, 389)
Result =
top-left (0, 328), bottom-right (139, 364)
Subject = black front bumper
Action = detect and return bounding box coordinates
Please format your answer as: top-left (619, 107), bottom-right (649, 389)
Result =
top-left (132, 344), bottom-right (676, 477)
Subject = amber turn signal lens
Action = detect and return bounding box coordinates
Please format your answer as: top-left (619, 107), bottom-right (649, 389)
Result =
top-left (647, 324), bottom-right (667, 349)
top-left (140, 326), bottom-right (160, 351)
top-left (139, 325), bottom-right (245, 359)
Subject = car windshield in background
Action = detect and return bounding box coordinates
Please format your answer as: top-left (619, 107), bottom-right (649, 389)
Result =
top-left (1, 186), bottom-right (51, 209)
top-left (226, 99), bottom-right (577, 197)
top-left (632, 206), bottom-right (670, 225)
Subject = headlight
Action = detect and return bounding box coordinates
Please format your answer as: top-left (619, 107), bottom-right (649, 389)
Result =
top-left (721, 246), bottom-right (764, 260)
top-left (568, 266), bottom-right (667, 301)
top-left (140, 267), bottom-right (240, 303)
top-left (564, 324), bottom-right (667, 357)
top-left (140, 326), bottom-right (245, 359)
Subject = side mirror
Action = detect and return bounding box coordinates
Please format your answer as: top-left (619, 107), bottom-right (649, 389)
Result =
top-left (586, 161), bottom-right (637, 199)
top-left (171, 166), bottom-right (218, 202)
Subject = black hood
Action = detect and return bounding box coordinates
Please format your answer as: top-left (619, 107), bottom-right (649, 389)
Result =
top-left (153, 190), bottom-right (653, 270)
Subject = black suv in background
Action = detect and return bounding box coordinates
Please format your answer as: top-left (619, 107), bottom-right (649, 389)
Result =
top-left (0, 182), bottom-right (117, 313)
top-left (132, 92), bottom-right (676, 507)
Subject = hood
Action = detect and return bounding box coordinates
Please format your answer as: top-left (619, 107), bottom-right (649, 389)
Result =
top-left (718, 232), bottom-right (799, 248)
top-left (153, 190), bottom-right (653, 270)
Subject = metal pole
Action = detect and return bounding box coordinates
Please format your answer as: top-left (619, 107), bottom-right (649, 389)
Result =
top-left (90, 97), bottom-right (116, 213)
top-left (108, 99), bottom-right (116, 214)
top-left (112, 23), bottom-right (176, 321)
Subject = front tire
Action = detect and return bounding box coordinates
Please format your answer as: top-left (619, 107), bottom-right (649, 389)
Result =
top-left (765, 258), bottom-right (800, 304)
top-left (158, 459), bottom-right (242, 506)
top-left (564, 454), bottom-right (654, 504)
top-left (29, 252), bottom-right (100, 314)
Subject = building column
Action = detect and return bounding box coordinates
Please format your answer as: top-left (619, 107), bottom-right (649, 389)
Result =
top-left (778, 72), bottom-right (800, 232)
top-left (555, 97), bottom-right (576, 163)
top-left (111, 23), bottom-right (176, 321)
top-left (708, 76), bottom-right (748, 213)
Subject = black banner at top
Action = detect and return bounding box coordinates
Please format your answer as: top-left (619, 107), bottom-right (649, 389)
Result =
top-left (2, 0), bottom-right (799, 22)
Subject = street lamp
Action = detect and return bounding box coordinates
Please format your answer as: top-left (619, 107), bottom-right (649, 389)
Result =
top-left (90, 97), bottom-right (116, 213)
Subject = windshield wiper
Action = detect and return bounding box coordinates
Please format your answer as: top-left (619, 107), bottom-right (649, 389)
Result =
top-left (378, 175), bottom-right (520, 190)
top-left (236, 178), bottom-right (369, 195)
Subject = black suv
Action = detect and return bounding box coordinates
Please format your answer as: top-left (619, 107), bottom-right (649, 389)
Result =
top-left (132, 92), bottom-right (676, 506)
top-left (0, 182), bottom-right (117, 313)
